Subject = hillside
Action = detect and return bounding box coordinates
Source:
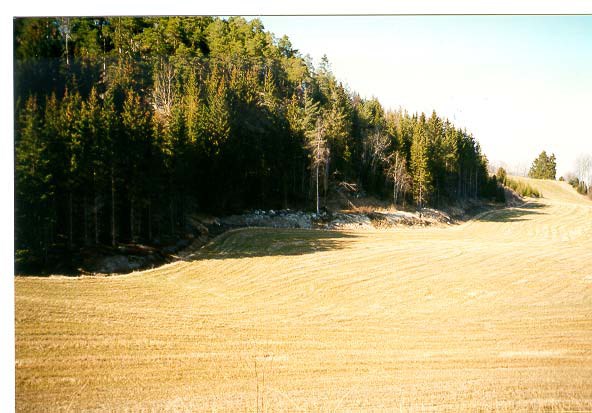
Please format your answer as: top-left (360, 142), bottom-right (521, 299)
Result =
top-left (14, 17), bottom-right (500, 273)
top-left (15, 178), bottom-right (592, 411)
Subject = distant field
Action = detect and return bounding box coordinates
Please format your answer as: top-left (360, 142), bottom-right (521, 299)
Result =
top-left (15, 178), bottom-right (592, 411)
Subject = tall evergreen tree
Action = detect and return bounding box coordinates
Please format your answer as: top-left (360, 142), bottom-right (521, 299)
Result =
top-left (410, 121), bottom-right (432, 209)
top-left (15, 96), bottom-right (53, 263)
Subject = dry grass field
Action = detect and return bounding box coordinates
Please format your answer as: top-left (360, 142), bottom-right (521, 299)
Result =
top-left (15, 178), bottom-right (592, 412)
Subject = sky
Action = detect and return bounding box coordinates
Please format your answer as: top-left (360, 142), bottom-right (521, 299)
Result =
top-left (259, 16), bottom-right (592, 177)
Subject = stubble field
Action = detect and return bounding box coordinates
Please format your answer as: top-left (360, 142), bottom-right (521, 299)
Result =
top-left (15, 178), bottom-right (592, 411)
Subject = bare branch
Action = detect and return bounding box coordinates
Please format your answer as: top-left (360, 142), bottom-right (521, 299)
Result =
top-left (152, 61), bottom-right (176, 123)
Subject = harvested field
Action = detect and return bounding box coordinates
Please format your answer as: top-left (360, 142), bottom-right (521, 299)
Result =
top-left (15, 178), bottom-right (592, 411)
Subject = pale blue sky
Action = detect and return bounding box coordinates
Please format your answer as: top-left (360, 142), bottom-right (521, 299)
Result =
top-left (260, 16), bottom-right (592, 176)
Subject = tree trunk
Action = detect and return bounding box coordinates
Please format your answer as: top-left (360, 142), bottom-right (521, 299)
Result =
top-left (111, 165), bottom-right (116, 246)
top-left (316, 163), bottom-right (320, 215)
top-left (148, 199), bottom-right (152, 241)
top-left (419, 183), bottom-right (423, 211)
top-left (170, 198), bottom-right (175, 236)
top-left (43, 222), bottom-right (49, 266)
top-left (283, 173), bottom-right (288, 209)
top-left (180, 194), bottom-right (186, 232)
top-left (458, 167), bottom-right (461, 198)
top-left (94, 194), bottom-right (99, 245)
top-left (463, 169), bottom-right (467, 198)
top-left (101, 32), bottom-right (107, 82)
top-left (395, 153), bottom-right (400, 206)
top-left (68, 192), bottom-right (73, 250)
top-left (324, 158), bottom-right (329, 202)
top-left (436, 184), bottom-right (440, 208)
top-left (301, 162), bottom-right (306, 195)
top-left (83, 195), bottom-right (89, 246)
top-left (468, 169), bottom-right (472, 198)
top-left (130, 196), bottom-right (134, 242)
top-left (169, 173), bottom-right (175, 236)
top-left (65, 24), bottom-right (69, 67)
top-left (292, 164), bottom-right (296, 197)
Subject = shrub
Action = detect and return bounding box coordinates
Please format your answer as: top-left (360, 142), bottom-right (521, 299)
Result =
top-left (496, 167), bottom-right (508, 185)
top-left (568, 176), bottom-right (580, 188)
top-left (576, 182), bottom-right (588, 195)
top-left (504, 177), bottom-right (541, 198)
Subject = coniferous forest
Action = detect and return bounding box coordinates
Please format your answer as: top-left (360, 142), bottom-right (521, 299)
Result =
top-left (14, 16), bottom-right (501, 272)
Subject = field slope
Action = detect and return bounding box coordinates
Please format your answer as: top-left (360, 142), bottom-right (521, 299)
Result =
top-left (15, 178), bottom-right (592, 411)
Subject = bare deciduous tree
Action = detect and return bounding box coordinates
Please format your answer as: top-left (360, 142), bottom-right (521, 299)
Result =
top-left (307, 119), bottom-right (329, 214)
top-left (367, 129), bottom-right (390, 172)
top-left (152, 61), bottom-right (176, 123)
top-left (575, 154), bottom-right (592, 192)
top-left (59, 17), bottom-right (71, 67)
top-left (385, 151), bottom-right (412, 206)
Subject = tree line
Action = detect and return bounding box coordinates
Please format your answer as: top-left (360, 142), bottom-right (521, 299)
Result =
top-left (562, 154), bottom-right (592, 197)
top-left (14, 16), bottom-right (500, 271)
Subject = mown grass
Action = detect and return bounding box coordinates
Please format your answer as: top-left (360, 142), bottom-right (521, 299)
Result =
top-left (15, 179), bottom-right (592, 411)
top-left (198, 227), bottom-right (357, 258)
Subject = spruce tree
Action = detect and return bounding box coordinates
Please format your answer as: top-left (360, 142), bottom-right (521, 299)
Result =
top-left (410, 121), bottom-right (432, 209)
top-left (15, 96), bottom-right (52, 261)
top-left (529, 151), bottom-right (556, 179)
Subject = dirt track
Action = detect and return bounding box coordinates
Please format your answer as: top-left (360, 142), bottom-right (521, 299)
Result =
top-left (15, 178), bottom-right (592, 411)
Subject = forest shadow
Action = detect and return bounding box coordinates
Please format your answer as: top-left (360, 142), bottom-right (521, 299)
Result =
top-left (184, 228), bottom-right (359, 261)
top-left (474, 202), bottom-right (547, 223)
top-left (15, 229), bottom-right (359, 276)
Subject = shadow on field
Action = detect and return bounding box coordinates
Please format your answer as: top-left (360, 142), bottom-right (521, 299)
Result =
top-left (474, 202), bottom-right (547, 223)
top-left (187, 228), bottom-right (358, 260)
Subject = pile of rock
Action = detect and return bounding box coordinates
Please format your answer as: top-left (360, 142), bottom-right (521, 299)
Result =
top-left (220, 209), bottom-right (315, 229)
top-left (216, 207), bottom-right (454, 232)
top-left (418, 208), bottom-right (453, 224)
top-left (327, 213), bottom-right (374, 230)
